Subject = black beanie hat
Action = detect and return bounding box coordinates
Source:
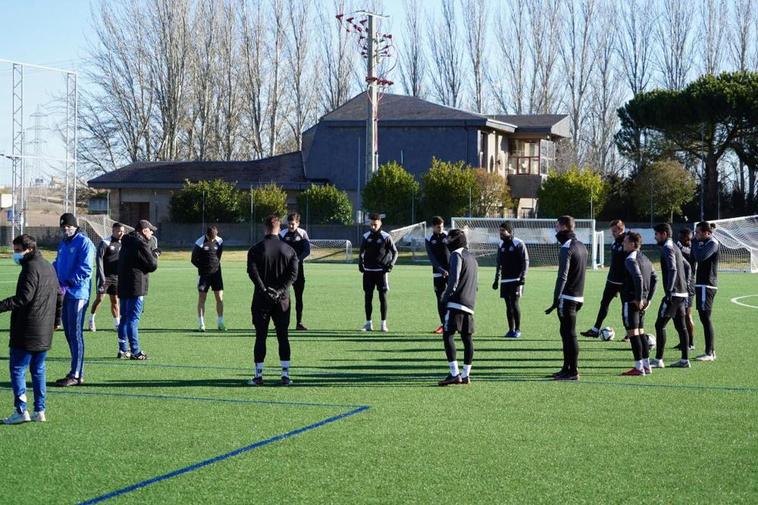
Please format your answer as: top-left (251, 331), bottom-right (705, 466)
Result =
top-left (446, 228), bottom-right (467, 251)
top-left (59, 213), bottom-right (78, 228)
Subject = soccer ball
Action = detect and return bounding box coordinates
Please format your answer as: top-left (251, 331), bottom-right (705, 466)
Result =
top-left (600, 327), bottom-right (615, 341)
top-left (646, 334), bottom-right (657, 349)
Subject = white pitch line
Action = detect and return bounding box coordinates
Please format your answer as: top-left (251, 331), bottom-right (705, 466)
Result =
top-left (730, 295), bottom-right (758, 309)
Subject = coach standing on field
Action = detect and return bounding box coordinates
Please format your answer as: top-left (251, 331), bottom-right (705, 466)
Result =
top-left (116, 220), bottom-right (159, 360)
top-left (546, 215), bottom-right (587, 381)
top-left (247, 215), bottom-right (299, 386)
top-left (192, 225), bottom-right (225, 332)
top-left (1, 235), bottom-right (61, 424)
top-left (53, 213), bottom-right (95, 387)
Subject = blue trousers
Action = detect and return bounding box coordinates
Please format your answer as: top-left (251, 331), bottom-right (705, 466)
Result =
top-left (62, 294), bottom-right (89, 379)
top-left (118, 296), bottom-right (144, 354)
top-left (9, 347), bottom-right (47, 413)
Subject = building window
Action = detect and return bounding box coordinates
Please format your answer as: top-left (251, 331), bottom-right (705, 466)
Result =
top-left (539, 139), bottom-right (555, 175)
top-left (509, 140), bottom-right (540, 175)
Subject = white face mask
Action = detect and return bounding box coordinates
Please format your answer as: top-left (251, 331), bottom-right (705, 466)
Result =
top-left (62, 227), bottom-right (77, 238)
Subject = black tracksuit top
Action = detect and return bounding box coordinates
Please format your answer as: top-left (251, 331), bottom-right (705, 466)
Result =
top-left (607, 233), bottom-right (627, 284)
top-left (425, 232), bottom-right (450, 276)
top-left (247, 235), bottom-right (299, 308)
top-left (622, 250), bottom-right (658, 303)
top-left (443, 248), bottom-right (478, 313)
top-left (495, 237), bottom-right (529, 283)
top-left (659, 239), bottom-right (689, 298)
top-left (693, 237), bottom-right (719, 288)
top-left (192, 236), bottom-right (223, 276)
top-left (553, 235), bottom-right (588, 304)
top-left (359, 230), bottom-right (398, 272)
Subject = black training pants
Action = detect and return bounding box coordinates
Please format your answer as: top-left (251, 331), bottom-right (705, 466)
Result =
top-left (558, 299), bottom-right (582, 374)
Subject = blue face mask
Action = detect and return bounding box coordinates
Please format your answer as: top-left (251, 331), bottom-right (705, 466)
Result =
top-left (12, 252), bottom-right (24, 265)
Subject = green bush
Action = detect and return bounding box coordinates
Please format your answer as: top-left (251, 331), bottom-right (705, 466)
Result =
top-left (537, 167), bottom-right (608, 218)
top-left (297, 184), bottom-right (353, 224)
top-left (361, 161), bottom-right (420, 224)
top-left (420, 157), bottom-right (477, 220)
top-left (169, 179), bottom-right (242, 223)
top-left (242, 183), bottom-right (288, 223)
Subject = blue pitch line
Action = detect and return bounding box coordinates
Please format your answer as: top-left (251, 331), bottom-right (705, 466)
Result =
top-left (77, 405), bottom-right (370, 505)
top-left (8, 387), bottom-right (366, 410)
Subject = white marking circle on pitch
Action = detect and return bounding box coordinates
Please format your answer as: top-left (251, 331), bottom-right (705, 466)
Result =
top-left (730, 295), bottom-right (758, 309)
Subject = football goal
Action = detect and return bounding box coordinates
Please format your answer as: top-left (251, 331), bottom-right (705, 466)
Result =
top-left (308, 239), bottom-right (353, 263)
top-left (710, 215), bottom-right (758, 273)
top-left (389, 222), bottom-right (427, 261)
top-left (79, 216), bottom-right (134, 244)
top-left (450, 217), bottom-right (604, 269)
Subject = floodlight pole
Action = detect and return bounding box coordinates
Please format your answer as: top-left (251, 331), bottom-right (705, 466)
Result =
top-left (11, 63), bottom-right (24, 237)
top-left (366, 13), bottom-right (379, 181)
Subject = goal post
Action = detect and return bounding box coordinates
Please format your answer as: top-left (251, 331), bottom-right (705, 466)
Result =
top-left (389, 222), bottom-right (427, 261)
top-left (78, 216), bottom-right (134, 245)
top-left (709, 215), bottom-right (758, 273)
top-left (307, 239), bottom-right (353, 263)
top-left (450, 217), bottom-right (603, 269)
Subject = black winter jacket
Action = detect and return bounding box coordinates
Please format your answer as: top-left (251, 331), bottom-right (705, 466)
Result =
top-left (0, 251), bottom-right (61, 352)
top-left (117, 232), bottom-right (158, 298)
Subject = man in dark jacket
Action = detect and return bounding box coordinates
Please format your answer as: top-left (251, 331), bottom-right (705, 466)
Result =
top-left (492, 221), bottom-right (529, 339)
top-left (247, 215), bottom-right (299, 386)
top-left (437, 229), bottom-right (479, 386)
top-left (546, 215), bottom-right (588, 381)
top-left (116, 220), bottom-right (159, 360)
top-left (358, 213), bottom-right (398, 332)
top-left (279, 213), bottom-right (311, 330)
top-left (1, 235), bottom-right (61, 424)
top-left (424, 216), bottom-right (450, 334)
top-left (191, 225), bottom-right (225, 332)
top-left (89, 222), bottom-right (125, 332)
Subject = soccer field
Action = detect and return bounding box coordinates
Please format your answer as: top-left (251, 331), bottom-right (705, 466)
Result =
top-left (1, 257), bottom-right (756, 504)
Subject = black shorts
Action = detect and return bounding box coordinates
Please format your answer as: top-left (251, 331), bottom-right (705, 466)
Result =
top-left (658, 296), bottom-right (685, 319)
top-left (363, 271), bottom-right (389, 292)
top-left (98, 276), bottom-right (118, 296)
top-left (198, 270), bottom-right (224, 292)
top-left (499, 281), bottom-right (523, 298)
top-left (433, 276), bottom-right (447, 294)
top-left (622, 301), bottom-right (642, 331)
top-left (696, 286), bottom-right (717, 312)
top-left (444, 308), bottom-right (475, 335)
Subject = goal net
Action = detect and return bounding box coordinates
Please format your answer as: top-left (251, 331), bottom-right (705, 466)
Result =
top-left (389, 222), bottom-right (427, 261)
top-left (710, 215), bottom-right (758, 273)
top-left (450, 217), bottom-right (603, 269)
top-left (78, 216), bottom-right (134, 245)
top-left (307, 239), bottom-right (353, 263)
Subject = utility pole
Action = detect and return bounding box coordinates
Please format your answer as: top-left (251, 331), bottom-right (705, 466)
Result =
top-left (365, 13), bottom-right (380, 181)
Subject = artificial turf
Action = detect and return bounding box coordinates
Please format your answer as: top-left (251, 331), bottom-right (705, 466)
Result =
top-left (0, 254), bottom-right (756, 504)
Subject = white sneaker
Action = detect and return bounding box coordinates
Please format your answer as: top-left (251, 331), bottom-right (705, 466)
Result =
top-left (3, 411), bottom-right (31, 425)
top-left (669, 359), bottom-right (691, 368)
top-left (198, 325), bottom-right (206, 333)
top-left (31, 411), bottom-right (46, 422)
top-left (89, 317), bottom-right (96, 332)
top-left (695, 353), bottom-right (716, 362)
top-left (649, 359), bottom-right (665, 368)
top-left (361, 321), bottom-right (373, 332)
top-left (380, 321), bottom-right (389, 332)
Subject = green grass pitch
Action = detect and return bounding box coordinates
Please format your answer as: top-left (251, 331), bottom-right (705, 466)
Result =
top-left (0, 255), bottom-right (756, 504)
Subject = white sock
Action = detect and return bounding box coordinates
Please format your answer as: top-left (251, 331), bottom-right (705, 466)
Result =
top-left (89, 314), bottom-right (95, 322)
top-left (448, 361), bottom-right (460, 376)
top-left (635, 360), bottom-right (643, 370)
top-left (365, 320), bottom-right (372, 326)
top-left (381, 320), bottom-right (387, 326)
top-left (281, 360), bottom-right (290, 377)
top-left (113, 317), bottom-right (120, 326)
top-left (255, 362), bottom-right (264, 378)
top-left (217, 316), bottom-right (224, 325)
top-left (462, 364), bottom-right (472, 378)
top-left (198, 316), bottom-right (205, 327)
top-left (643, 358), bottom-right (650, 368)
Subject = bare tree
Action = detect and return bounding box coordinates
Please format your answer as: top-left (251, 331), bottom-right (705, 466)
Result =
top-left (427, 0), bottom-right (463, 108)
top-left (284, 0), bottom-right (317, 150)
top-left (266, 0), bottom-right (286, 156)
top-left (699, 0), bottom-right (728, 75)
top-left (215, 0), bottom-right (243, 160)
top-left (239, 0), bottom-right (267, 158)
top-left (491, 0), bottom-right (528, 113)
top-left (186, 0), bottom-right (218, 160)
top-left (559, 0), bottom-right (598, 165)
top-left (587, 2), bottom-right (623, 175)
top-left (525, 0), bottom-right (562, 113)
top-left (617, 0), bottom-right (655, 96)
top-left (729, 0), bottom-right (755, 71)
top-left (461, 0), bottom-right (488, 112)
top-left (398, 0), bottom-right (426, 97)
top-left (656, 0), bottom-right (694, 89)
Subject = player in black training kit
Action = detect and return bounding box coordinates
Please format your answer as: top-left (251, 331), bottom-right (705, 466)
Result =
top-left (425, 216), bottom-right (449, 334)
top-left (492, 221), bottom-right (529, 339)
top-left (676, 228), bottom-right (696, 350)
top-left (582, 219), bottom-right (627, 338)
top-left (247, 215), bottom-right (299, 386)
top-left (191, 225), bottom-right (225, 332)
top-left (279, 213), bottom-right (311, 330)
top-left (358, 213), bottom-right (398, 332)
top-left (89, 222), bottom-right (125, 332)
top-left (546, 216), bottom-right (588, 381)
top-left (437, 229), bottom-right (479, 386)
top-left (620, 232), bottom-right (658, 376)
top-left (651, 223), bottom-right (692, 369)
top-left (693, 221), bottom-right (720, 361)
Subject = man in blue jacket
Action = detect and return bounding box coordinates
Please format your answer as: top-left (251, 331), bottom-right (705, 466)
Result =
top-left (53, 213), bottom-right (95, 387)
